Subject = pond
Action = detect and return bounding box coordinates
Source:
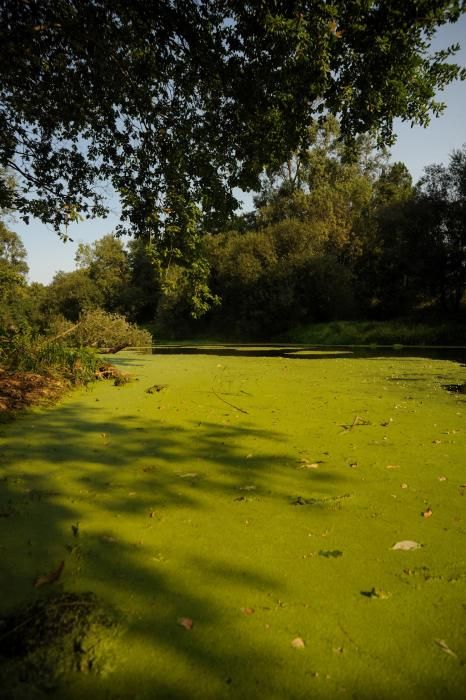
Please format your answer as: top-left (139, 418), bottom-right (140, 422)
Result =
top-left (151, 342), bottom-right (466, 365)
top-left (1, 350), bottom-right (465, 698)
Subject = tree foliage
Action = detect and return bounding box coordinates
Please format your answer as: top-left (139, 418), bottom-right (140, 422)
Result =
top-left (45, 269), bottom-right (103, 322)
top-left (412, 146), bottom-right (466, 309)
top-left (253, 117), bottom-right (380, 264)
top-left (1, 0), bottom-right (464, 248)
top-left (76, 234), bottom-right (129, 311)
top-left (71, 309), bottom-right (152, 348)
top-left (0, 222), bottom-right (29, 330)
top-left (354, 163), bottom-right (416, 314)
top-left (2, 142), bottom-right (466, 343)
top-left (197, 219), bottom-right (356, 338)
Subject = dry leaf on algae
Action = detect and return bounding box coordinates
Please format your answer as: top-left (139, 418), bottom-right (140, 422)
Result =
top-left (177, 617), bottom-right (193, 630)
top-left (241, 607), bottom-right (255, 616)
top-left (291, 637), bottom-right (305, 649)
top-left (33, 560), bottom-right (64, 588)
top-left (391, 540), bottom-right (422, 551)
top-left (435, 639), bottom-right (457, 658)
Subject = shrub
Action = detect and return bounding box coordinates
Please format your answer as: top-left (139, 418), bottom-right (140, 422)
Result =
top-left (1, 329), bottom-right (98, 384)
top-left (71, 310), bottom-right (152, 349)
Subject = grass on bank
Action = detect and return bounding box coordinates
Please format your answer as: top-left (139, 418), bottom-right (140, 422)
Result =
top-left (280, 319), bottom-right (466, 346)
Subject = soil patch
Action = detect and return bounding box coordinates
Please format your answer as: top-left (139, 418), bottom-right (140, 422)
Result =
top-left (0, 363), bottom-right (130, 414)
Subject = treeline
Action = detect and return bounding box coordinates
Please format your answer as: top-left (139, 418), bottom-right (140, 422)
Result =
top-left (1, 120), bottom-right (465, 342)
top-left (200, 123), bottom-right (466, 337)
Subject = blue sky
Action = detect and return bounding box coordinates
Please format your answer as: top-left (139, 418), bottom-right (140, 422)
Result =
top-left (9, 15), bottom-right (466, 285)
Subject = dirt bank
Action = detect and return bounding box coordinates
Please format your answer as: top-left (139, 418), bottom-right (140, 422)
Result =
top-left (0, 369), bottom-right (66, 413)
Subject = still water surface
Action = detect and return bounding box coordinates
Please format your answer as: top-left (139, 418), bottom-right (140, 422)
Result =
top-left (151, 343), bottom-right (466, 366)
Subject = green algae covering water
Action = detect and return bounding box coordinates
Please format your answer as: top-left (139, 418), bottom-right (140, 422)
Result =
top-left (0, 350), bottom-right (465, 699)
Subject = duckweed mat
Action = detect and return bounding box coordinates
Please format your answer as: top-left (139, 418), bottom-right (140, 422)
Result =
top-left (0, 349), bottom-right (465, 698)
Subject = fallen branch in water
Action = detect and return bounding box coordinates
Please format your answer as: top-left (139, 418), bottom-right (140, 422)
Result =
top-left (211, 389), bottom-right (248, 414)
top-left (97, 343), bottom-right (129, 354)
top-left (339, 415), bottom-right (370, 434)
top-left (95, 362), bottom-right (131, 385)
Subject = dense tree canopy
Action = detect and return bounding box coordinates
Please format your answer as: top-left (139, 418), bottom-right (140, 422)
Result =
top-left (1, 145), bottom-right (465, 341)
top-left (1, 0), bottom-right (465, 247)
top-left (0, 222), bottom-right (29, 329)
top-left (76, 234), bottom-right (129, 310)
top-left (412, 146), bottom-right (466, 310)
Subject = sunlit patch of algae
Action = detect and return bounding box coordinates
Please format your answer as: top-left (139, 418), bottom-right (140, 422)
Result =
top-left (0, 349), bottom-right (465, 698)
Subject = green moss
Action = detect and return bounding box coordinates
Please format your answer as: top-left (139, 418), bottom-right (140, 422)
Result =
top-left (0, 592), bottom-right (121, 697)
top-left (0, 349), bottom-right (465, 698)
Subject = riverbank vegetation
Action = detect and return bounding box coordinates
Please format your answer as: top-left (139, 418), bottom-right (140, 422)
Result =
top-left (2, 124), bottom-right (465, 348)
top-left (282, 319), bottom-right (466, 347)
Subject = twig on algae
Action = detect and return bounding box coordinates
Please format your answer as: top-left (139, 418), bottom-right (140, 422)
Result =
top-left (211, 389), bottom-right (249, 415)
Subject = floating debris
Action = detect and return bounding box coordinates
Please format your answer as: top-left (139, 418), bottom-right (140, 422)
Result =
top-left (146, 384), bottom-right (168, 394)
top-left (291, 637), bottom-right (305, 649)
top-left (391, 540), bottom-right (422, 551)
